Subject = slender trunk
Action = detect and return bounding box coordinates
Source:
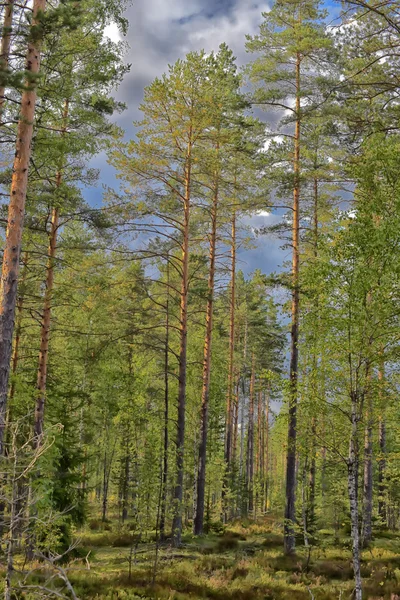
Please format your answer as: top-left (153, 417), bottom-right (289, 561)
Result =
top-left (284, 51), bottom-right (301, 555)
top-left (378, 365), bottom-right (386, 523)
top-left (194, 166), bottom-right (218, 535)
top-left (308, 416), bottom-right (316, 530)
top-left (232, 374), bottom-right (239, 466)
top-left (264, 389), bottom-right (269, 512)
top-left (0, 0), bottom-right (15, 123)
top-left (9, 252), bottom-right (28, 404)
top-left (0, 255), bottom-right (28, 536)
top-left (172, 137), bottom-right (192, 546)
top-left (348, 391), bottom-right (362, 600)
top-left (246, 354), bottom-right (255, 515)
top-left (302, 457), bottom-right (309, 547)
top-left (101, 438), bottom-right (116, 523)
top-left (33, 99), bottom-right (69, 448)
top-left (4, 438), bottom-right (18, 600)
top-left (225, 205), bottom-right (236, 469)
top-left (33, 205), bottom-right (59, 445)
top-left (159, 259), bottom-right (170, 540)
top-left (102, 449), bottom-right (108, 523)
top-left (0, 0), bottom-right (46, 454)
top-left (362, 396), bottom-right (373, 546)
top-left (256, 389), bottom-right (262, 516)
top-left (121, 449), bottom-right (130, 523)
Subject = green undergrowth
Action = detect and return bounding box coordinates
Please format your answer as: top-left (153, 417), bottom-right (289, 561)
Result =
top-left (3, 520), bottom-right (400, 599)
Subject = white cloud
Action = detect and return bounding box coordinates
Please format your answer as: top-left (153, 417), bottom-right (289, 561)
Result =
top-left (103, 22), bottom-right (122, 43)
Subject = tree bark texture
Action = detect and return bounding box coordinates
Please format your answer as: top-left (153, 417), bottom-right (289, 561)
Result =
top-left (0, 0), bottom-right (46, 455)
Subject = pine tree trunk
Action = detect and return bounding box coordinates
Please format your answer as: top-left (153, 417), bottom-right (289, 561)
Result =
top-left (225, 205), bottom-right (236, 470)
top-left (159, 259), bottom-right (170, 540)
top-left (378, 365), bottom-right (386, 523)
top-left (0, 0), bottom-right (15, 122)
top-left (9, 252), bottom-right (28, 405)
top-left (284, 50), bottom-right (301, 555)
top-left (264, 388), bottom-right (269, 512)
top-left (0, 0), bottom-right (46, 455)
top-left (172, 139), bottom-right (192, 546)
top-left (348, 391), bottom-right (363, 600)
top-left (246, 354), bottom-right (255, 515)
top-left (33, 205), bottom-right (59, 445)
top-left (194, 169), bottom-right (218, 535)
top-left (256, 389), bottom-right (262, 517)
top-left (34, 99), bottom-right (69, 447)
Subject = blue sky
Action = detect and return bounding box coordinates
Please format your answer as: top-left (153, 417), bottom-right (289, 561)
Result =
top-left (90, 0), bottom-right (323, 277)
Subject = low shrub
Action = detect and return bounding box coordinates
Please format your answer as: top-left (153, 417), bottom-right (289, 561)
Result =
top-left (216, 536), bottom-right (239, 552)
top-left (261, 534), bottom-right (284, 549)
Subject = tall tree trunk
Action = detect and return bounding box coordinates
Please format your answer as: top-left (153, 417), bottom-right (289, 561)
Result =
top-left (348, 391), bottom-right (362, 600)
top-left (0, 0), bottom-right (15, 123)
top-left (225, 205), bottom-right (236, 470)
top-left (172, 138), bottom-right (192, 546)
top-left (33, 205), bottom-right (59, 446)
top-left (194, 168), bottom-right (218, 535)
top-left (378, 364), bottom-right (386, 523)
top-left (222, 205), bottom-right (236, 521)
top-left (263, 388), bottom-right (269, 512)
top-left (246, 354), bottom-right (255, 515)
top-left (284, 50), bottom-right (301, 555)
top-left (362, 394), bottom-right (373, 546)
top-left (33, 100), bottom-right (69, 447)
top-left (308, 417), bottom-right (316, 530)
top-left (9, 252), bottom-right (28, 405)
top-left (159, 258), bottom-right (170, 540)
top-left (0, 0), bottom-right (46, 455)
top-left (256, 389), bottom-right (262, 516)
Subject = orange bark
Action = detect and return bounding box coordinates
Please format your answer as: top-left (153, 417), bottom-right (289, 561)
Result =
top-left (0, 0), bottom-right (46, 454)
top-left (34, 99), bottom-right (69, 447)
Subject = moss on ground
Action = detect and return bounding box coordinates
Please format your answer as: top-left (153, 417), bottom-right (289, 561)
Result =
top-left (2, 519), bottom-right (400, 599)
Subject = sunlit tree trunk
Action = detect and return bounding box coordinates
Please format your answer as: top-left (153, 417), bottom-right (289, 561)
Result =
top-left (194, 164), bottom-right (218, 535)
top-left (0, 0), bottom-right (46, 455)
top-left (284, 50), bottom-right (301, 555)
top-left (160, 258), bottom-right (170, 540)
top-left (172, 136), bottom-right (192, 546)
top-left (225, 204), bottom-right (236, 470)
top-left (9, 252), bottom-right (28, 405)
top-left (222, 205), bottom-right (236, 521)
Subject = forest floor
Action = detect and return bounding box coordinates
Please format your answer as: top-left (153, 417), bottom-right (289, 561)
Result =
top-left (63, 516), bottom-right (400, 600)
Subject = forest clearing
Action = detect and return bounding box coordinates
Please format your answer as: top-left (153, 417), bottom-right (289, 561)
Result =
top-left (0, 0), bottom-right (400, 598)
